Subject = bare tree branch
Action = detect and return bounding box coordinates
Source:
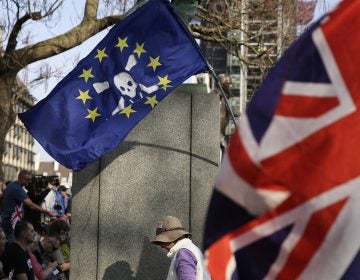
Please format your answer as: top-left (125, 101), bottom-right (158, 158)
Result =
top-left (84, 0), bottom-right (99, 20)
top-left (7, 14), bottom-right (121, 70)
top-left (6, 11), bottom-right (41, 53)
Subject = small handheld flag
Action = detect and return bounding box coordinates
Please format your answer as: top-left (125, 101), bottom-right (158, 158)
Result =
top-left (19, 0), bottom-right (208, 171)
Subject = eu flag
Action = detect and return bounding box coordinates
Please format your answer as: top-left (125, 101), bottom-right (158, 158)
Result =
top-left (19, 0), bottom-right (208, 171)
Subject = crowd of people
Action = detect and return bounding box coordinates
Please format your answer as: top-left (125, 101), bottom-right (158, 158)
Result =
top-left (0, 170), bottom-right (210, 279)
top-left (0, 170), bottom-right (71, 280)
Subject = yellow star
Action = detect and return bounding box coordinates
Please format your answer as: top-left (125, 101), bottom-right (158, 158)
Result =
top-left (133, 43), bottom-right (146, 58)
top-left (76, 89), bottom-right (92, 105)
top-left (95, 48), bottom-right (108, 63)
top-left (119, 105), bottom-right (136, 118)
top-left (144, 95), bottom-right (159, 108)
top-left (157, 75), bottom-right (172, 91)
top-left (147, 56), bottom-right (162, 72)
top-left (85, 107), bottom-right (101, 122)
top-left (79, 68), bottom-right (95, 83)
top-left (115, 37), bottom-right (129, 52)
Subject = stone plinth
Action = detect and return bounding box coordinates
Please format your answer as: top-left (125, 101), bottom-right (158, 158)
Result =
top-left (71, 88), bottom-right (219, 280)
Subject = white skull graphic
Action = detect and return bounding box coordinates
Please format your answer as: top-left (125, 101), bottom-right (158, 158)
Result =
top-left (92, 54), bottom-right (160, 116)
top-left (114, 72), bottom-right (138, 98)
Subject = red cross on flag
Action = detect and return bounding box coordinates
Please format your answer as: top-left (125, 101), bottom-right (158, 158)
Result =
top-left (204, 0), bottom-right (360, 279)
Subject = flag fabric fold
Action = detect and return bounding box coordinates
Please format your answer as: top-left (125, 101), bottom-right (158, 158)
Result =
top-left (205, 0), bottom-right (360, 279)
top-left (19, 0), bottom-right (208, 171)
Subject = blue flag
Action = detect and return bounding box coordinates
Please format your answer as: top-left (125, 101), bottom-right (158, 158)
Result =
top-left (19, 0), bottom-right (208, 171)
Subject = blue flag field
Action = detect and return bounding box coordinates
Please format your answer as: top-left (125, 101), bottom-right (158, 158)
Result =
top-left (19, 0), bottom-right (208, 171)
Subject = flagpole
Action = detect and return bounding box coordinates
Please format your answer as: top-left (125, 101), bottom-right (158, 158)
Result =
top-left (207, 64), bottom-right (238, 127)
top-left (166, 0), bottom-right (237, 128)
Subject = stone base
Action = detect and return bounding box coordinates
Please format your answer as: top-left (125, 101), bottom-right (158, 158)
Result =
top-left (70, 90), bottom-right (219, 279)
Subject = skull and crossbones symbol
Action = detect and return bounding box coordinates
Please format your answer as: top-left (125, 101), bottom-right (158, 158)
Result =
top-left (93, 54), bottom-right (159, 115)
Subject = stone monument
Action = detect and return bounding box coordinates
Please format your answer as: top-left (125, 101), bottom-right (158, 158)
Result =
top-left (70, 85), bottom-right (219, 279)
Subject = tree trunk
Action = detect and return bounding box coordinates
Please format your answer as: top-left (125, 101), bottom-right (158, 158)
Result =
top-left (0, 72), bottom-right (17, 179)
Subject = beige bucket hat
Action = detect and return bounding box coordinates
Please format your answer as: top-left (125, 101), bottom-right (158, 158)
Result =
top-left (152, 216), bottom-right (191, 244)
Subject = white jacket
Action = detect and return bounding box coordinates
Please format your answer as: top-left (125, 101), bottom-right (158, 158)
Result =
top-left (166, 238), bottom-right (211, 280)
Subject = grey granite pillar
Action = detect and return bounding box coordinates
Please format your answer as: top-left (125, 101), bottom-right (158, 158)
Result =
top-left (71, 86), bottom-right (219, 280)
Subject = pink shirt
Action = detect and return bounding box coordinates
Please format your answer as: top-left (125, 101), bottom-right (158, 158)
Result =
top-left (29, 251), bottom-right (43, 280)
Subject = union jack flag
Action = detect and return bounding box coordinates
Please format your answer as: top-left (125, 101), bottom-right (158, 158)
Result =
top-left (10, 204), bottom-right (24, 229)
top-left (204, 0), bottom-right (360, 279)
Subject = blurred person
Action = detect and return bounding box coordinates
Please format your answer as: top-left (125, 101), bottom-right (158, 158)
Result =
top-left (47, 220), bottom-right (71, 279)
top-left (0, 227), bottom-right (7, 279)
top-left (29, 232), bottom-right (58, 280)
top-left (151, 216), bottom-right (211, 280)
top-left (217, 74), bottom-right (232, 138)
top-left (41, 178), bottom-right (65, 226)
top-left (211, 74), bottom-right (234, 158)
top-left (59, 230), bottom-right (70, 280)
top-left (0, 177), bottom-right (6, 214)
top-left (1, 170), bottom-right (55, 241)
top-left (47, 220), bottom-right (70, 245)
top-left (2, 220), bottom-right (35, 279)
top-left (0, 177), bottom-right (6, 193)
top-left (32, 232), bottom-right (61, 280)
top-left (0, 227), bottom-right (6, 252)
top-left (57, 186), bottom-right (71, 222)
top-left (24, 176), bottom-right (52, 234)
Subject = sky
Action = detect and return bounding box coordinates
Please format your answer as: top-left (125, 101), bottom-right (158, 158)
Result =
top-left (19, 0), bottom-right (341, 161)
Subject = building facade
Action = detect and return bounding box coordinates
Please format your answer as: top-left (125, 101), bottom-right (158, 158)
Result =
top-left (3, 86), bottom-right (37, 181)
top-left (200, 0), bottom-right (316, 113)
top-left (200, 0), bottom-right (314, 134)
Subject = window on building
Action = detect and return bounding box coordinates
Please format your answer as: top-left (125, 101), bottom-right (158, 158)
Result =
top-left (14, 125), bottom-right (23, 139)
top-left (13, 145), bottom-right (21, 159)
top-left (229, 55), bottom-right (240, 67)
top-left (28, 135), bottom-right (34, 145)
top-left (28, 152), bottom-right (35, 164)
top-left (248, 65), bottom-right (262, 78)
top-left (230, 74), bottom-right (241, 89)
top-left (4, 142), bottom-right (10, 155)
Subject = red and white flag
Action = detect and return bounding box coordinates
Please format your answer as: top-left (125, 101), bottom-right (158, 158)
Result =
top-left (204, 1), bottom-right (360, 279)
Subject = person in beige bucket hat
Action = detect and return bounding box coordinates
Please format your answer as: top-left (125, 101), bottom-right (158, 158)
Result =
top-left (152, 215), bottom-right (191, 245)
top-left (152, 216), bottom-right (211, 280)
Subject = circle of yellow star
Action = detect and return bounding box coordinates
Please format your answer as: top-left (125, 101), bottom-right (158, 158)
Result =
top-left (79, 68), bottom-right (95, 83)
top-left (120, 105), bottom-right (136, 118)
top-left (157, 74), bottom-right (172, 91)
top-left (144, 95), bottom-right (159, 108)
top-left (115, 37), bottom-right (129, 52)
top-left (76, 89), bottom-right (92, 105)
top-left (133, 43), bottom-right (146, 58)
top-left (85, 107), bottom-right (101, 122)
top-left (147, 56), bottom-right (162, 72)
top-left (95, 48), bottom-right (108, 63)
